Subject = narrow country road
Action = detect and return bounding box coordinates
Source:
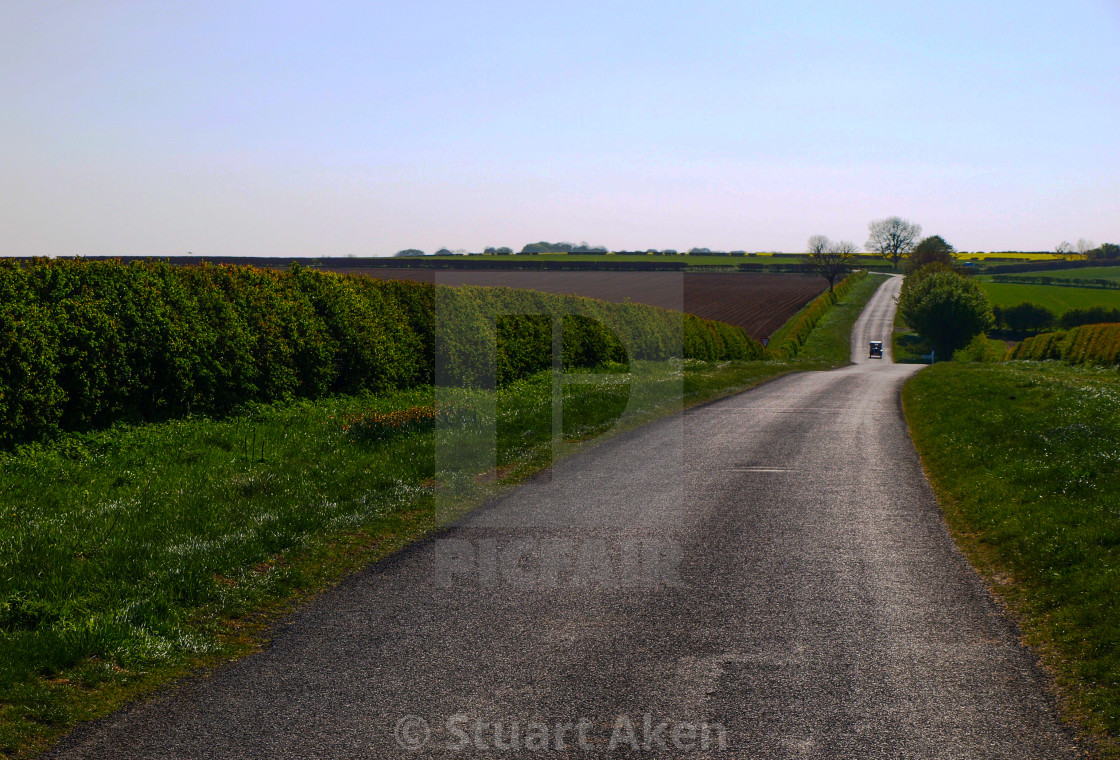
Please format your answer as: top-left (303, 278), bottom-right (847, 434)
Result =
top-left (50, 276), bottom-right (1081, 759)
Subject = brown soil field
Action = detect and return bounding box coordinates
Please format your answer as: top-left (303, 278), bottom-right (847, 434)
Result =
top-left (324, 268), bottom-right (826, 339)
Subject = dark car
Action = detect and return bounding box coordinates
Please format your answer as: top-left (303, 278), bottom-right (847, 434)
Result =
top-left (869, 341), bottom-right (883, 359)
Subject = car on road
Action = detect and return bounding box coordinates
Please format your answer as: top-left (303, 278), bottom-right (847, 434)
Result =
top-left (869, 341), bottom-right (883, 359)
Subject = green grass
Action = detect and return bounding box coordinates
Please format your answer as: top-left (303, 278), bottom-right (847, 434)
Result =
top-left (904, 362), bottom-right (1120, 759)
top-left (982, 266), bottom-right (1120, 283)
top-left (976, 281), bottom-right (1120, 314)
top-left (0, 358), bottom-right (810, 758)
top-left (0, 272), bottom-right (890, 757)
top-left (892, 305), bottom-right (932, 364)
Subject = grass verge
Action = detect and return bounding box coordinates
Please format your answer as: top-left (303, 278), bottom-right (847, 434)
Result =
top-left (892, 301), bottom-right (931, 364)
top-left (793, 273), bottom-right (888, 364)
top-left (0, 359), bottom-right (786, 758)
top-left (903, 361), bottom-right (1120, 759)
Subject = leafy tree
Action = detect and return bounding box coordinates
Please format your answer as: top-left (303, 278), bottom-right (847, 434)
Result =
top-left (1001, 302), bottom-right (1055, 333)
top-left (991, 304), bottom-right (1004, 329)
top-left (806, 236), bottom-right (857, 291)
top-left (1087, 242), bottom-right (1120, 261)
top-left (394, 249), bottom-right (425, 257)
top-left (521, 241), bottom-right (574, 254)
top-left (905, 235), bottom-right (955, 273)
top-left (866, 217), bottom-right (922, 269)
top-left (897, 267), bottom-right (993, 357)
top-left (570, 242), bottom-right (607, 253)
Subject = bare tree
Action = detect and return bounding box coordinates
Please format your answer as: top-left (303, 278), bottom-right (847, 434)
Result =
top-left (865, 217), bottom-right (922, 269)
top-left (808, 236), bottom-right (858, 291)
top-left (1055, 241), bottom-right (1074, 257)
top-left (807, 235), bottom-right (830, 256)
top-left (1077, 238), bottom-right (1096, 256)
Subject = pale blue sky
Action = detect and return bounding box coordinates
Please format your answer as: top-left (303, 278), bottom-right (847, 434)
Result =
top-left (2, 1), bottom-right (1118, 256)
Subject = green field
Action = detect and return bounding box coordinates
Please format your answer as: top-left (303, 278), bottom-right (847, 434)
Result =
top-left (980, 266), bottom-right (1120, 284)
top-left (976, 281), bottom-right (1120, 314)
top-left (1020, 266), bottom-right (1120, 282)
top-left (904, 362), bottom-right (1120, 758)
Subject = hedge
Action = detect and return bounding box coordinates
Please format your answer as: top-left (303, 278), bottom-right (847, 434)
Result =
top-left (768, 270), bottom-right (867, 358)
top-left (0, 259), bottom-right (762, 447)
top-left (1007, 323), bottom-right (1120, 366)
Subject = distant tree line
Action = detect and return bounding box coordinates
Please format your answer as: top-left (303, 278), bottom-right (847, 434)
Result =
top-left (1054, 240), bottom-right (1120, 261)
top-left (991, 303), bottom-right (1120, 333)
top-left (520, 241), bottom-right (608, 254)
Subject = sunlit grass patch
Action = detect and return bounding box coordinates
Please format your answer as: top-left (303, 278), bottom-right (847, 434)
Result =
top-left (904, 362), bottom-right (1120, 758)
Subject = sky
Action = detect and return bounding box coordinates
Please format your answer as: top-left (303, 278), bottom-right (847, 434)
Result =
top-left (2, 1), bottom-right (1119, 257)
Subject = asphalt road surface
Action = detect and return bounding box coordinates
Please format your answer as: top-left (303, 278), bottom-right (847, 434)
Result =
top-left (51, 276), bottom-right (1082, 759)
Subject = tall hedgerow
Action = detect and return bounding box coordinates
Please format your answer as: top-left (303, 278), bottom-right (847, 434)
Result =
top-left (0, 258), bottom-right (763, 447)
top-left (1008, 322), bottom-right (1120, 366)
top-left (769, 270), bottom-right (867, 358)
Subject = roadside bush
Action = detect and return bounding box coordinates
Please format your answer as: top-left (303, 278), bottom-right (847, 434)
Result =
top-left (897, 267), bottom-right (993, 357)
top-left (1007, 330), bottom-right (1069, 361)
top-left (0, 259), bottom-right (763, 447)
top-left (0, 301), bottom-right (64, 443)
top-left (952, 334), bottom-right (1008, 363)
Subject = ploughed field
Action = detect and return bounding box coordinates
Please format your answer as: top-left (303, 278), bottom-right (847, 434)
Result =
top-left (324, 268), bottom-right (827, 339)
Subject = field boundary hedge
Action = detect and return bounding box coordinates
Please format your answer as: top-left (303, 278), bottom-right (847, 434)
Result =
top-left (768, 270), bottom-right (867, 359)
top-left (1007, 322), bottom-right (1120, 366)
top-left (0, 259), bottom-right (762, 447)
